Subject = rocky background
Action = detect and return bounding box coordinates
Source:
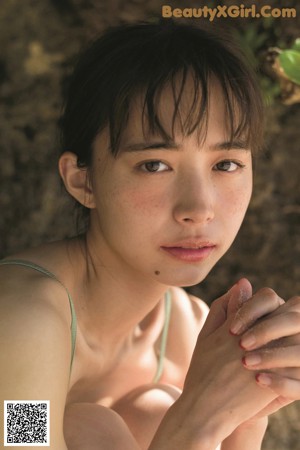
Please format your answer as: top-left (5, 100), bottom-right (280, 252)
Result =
top-left (0, 0), bottom-right (299, 448)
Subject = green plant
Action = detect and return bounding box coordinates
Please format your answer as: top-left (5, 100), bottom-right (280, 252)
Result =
top-left (278, 38), bottom-right (300, 85)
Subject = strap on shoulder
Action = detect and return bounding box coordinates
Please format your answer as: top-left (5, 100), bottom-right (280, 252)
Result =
top-left (0, 259), bottom-right (77, 374)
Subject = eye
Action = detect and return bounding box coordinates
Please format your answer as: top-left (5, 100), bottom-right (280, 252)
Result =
top-left (139, 160), bottom-right (170, 173)
top-left (214, 160), bottom-right (245, 172)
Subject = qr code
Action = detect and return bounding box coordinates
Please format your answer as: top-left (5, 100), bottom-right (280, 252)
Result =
top-left (4, 401), bottom-right (50, 446)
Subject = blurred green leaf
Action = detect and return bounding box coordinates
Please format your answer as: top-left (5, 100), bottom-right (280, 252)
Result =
top-left (292, 38), bottom-right (300, 52)
top-left (279, 50), bottom-right (300, 85)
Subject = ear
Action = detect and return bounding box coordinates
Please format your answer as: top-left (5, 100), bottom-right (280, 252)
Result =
top-left (58, 152), bottom-right (96, 209)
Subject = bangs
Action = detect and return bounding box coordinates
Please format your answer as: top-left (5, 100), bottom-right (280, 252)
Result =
top-left (139, 69), bottom-right (258, 150)
top-left (106, 25), bottom-right (263, 156)
top-left (62, 21), bottom-right (264, 167)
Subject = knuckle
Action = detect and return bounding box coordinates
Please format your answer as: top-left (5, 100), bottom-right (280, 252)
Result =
top-left (257, 287), bottom-right (277, 298)
top-left (288, 310), bottom-right (300, 326)
top-left (288, 296), bottom-right (300, 310)
top-left (256, 287), bottom-right (280, 306)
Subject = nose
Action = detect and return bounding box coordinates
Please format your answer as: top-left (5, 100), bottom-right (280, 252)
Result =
top-left (173, 173), bottom-right (215, 225)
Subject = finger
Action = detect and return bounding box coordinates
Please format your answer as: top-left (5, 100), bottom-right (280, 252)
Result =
top-left (230, 287), bottom-right (284, 336)
top-left (262, 295), bottom-right (300, 319)
top-left (239, 311), bottom-right (300, 350)
top-left (270, 367), bottom-right (300, 379)
top-left (255, 372), bottom-right (300, 400)
top-left (285, 295), bottom-right (300, 312)
top-left (200, 294), bottom-right (229, 337)
top-left (201, 279), bottom-right (251, 336)
top-left (242, 345), bottom-right (300, 370)
top-left (254, 396), bottom-right (294, 417)
top-left (226, 278), bottom-right (252, 317)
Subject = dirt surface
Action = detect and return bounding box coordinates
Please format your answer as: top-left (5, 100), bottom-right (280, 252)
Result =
top-left (0, 1), bottom-right (299, 448)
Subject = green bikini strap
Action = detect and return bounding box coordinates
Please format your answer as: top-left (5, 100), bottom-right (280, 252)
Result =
top-left (1, 259), bottom-right (172, 383)
top-left (153, 290), bottom-right (172, 383)
top-left (0, 259), bottom-right (77, 373)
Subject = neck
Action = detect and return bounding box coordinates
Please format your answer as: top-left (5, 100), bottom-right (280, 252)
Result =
top-left (66, 233), bottom-right (170, 345)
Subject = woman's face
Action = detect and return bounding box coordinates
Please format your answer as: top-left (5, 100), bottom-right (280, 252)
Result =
top-left (87, 81), bottom-right (253, 287)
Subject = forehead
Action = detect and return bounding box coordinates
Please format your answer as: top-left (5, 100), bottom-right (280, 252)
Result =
top-left (119, 76), bottom-right (232, 146)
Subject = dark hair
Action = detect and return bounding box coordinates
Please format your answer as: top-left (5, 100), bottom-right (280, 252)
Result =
top-left (60, 20), bottom-right (264, 223)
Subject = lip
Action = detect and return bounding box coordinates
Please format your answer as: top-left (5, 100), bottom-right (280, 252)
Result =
top-left (161, 240), bottom-right (216, 262)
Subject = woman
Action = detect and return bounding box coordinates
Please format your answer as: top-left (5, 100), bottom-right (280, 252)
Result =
top-left (1, 21), bottom-right (299, 449)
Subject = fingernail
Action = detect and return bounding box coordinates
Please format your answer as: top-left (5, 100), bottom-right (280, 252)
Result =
top-left (230, 321), bottom-right (243, 335)
top-left (242, 354), bottom-right (261, 366)
top-left (256, 373), bottom-right (272, 386)
top-left (240, 333), bottom-right (256, 350)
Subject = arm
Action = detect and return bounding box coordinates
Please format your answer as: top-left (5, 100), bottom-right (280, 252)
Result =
top-left (0, 284), bottom-right (71, 450)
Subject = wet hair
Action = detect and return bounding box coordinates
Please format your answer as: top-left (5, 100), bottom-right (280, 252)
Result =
top-left (59, 20), bottom-right (264, 224)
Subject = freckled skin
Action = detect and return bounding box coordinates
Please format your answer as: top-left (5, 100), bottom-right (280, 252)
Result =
top-left (87, 81), bottom-right (253, 288)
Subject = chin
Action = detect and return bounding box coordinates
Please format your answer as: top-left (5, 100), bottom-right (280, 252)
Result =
top-left (156, 265), bottom-right (213, 288)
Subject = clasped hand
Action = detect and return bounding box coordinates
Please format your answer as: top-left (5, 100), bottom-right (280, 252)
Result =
top-left (230, 280), bottom-right (300, 415)
top-left (182, 278), bottom-right (300, 438)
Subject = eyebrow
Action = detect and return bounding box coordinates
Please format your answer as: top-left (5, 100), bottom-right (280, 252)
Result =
top-left (123, 141), bottom-right (179, 152)
top-left (211, 141), bottom-right (249, 151)
top-left (122, 139), bottom-right (249, 152)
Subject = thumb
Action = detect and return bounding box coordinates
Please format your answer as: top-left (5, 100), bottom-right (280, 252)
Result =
top-left (201, 278), bottom-right (252, 336)
top-left (200, 279), bottom-right (252, 337)
top-left (226, 278), bottom-right (253, 318)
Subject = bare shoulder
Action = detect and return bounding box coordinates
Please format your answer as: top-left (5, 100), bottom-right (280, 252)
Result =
top-left (0, 264), bottom-right (71, 448)
top-left (0, 261), bottom-right (72, 328)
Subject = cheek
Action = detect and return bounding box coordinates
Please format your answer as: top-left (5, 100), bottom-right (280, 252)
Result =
top-left (112, 185), bottom-right (167, 218)
top-left (220, 182), bottom-right (252, 222)
top-left (232, 190), bottom-right (250, 214)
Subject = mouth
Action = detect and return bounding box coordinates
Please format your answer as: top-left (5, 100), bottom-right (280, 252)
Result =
top-left (161, 240), bottom-right (216, 262)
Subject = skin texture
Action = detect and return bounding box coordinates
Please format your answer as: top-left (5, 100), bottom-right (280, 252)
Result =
top-left (84, 80), bottom-right (253, 290)
top-left (1, 79), bottom-right (300, 449)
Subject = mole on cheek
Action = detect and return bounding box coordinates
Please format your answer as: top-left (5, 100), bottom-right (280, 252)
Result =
top-left (154, 270), bottom-right (160, 275)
